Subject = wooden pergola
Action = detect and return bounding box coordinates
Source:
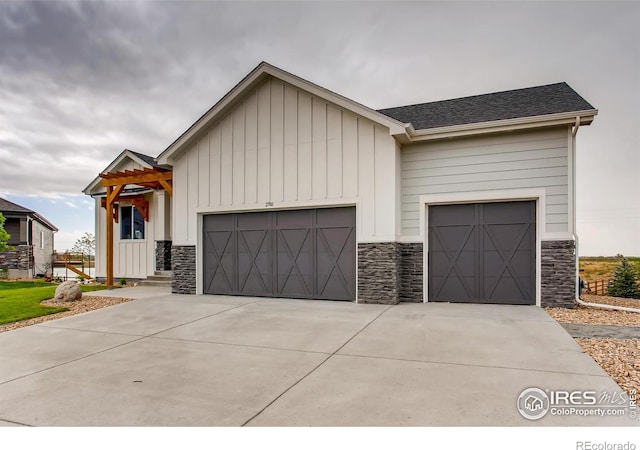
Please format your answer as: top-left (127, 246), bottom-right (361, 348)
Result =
top-left (100, 167), bottom-right (173, 287)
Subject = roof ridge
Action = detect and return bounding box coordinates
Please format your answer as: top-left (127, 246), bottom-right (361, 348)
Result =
top-left (378, 82), bottom-right (570, 112)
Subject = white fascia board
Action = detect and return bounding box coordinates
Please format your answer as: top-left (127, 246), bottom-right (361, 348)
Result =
top-left (408, 109), bottom-right (598, 142)
top-left (263, 65), bottom-right (409, 136)
top-left (82, 150), bottom-right (154, 195)
top-left (157, 62), bottom-right (410, 164)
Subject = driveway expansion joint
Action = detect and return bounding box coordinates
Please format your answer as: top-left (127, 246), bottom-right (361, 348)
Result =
top-left (0, 417), bottom-right (31, 426)
top-left (334, 352), bottom-right (612, 378)
top-left (241, 304), bottom-right (394, 426)
top-left (148, 335), bottom-right (332, 356)
top-left (0, 335), bottom-right (148, 387)
top-left (144, 299), bottom-right (264, 339)
top-left (35, 324), bottom-right (145, 338)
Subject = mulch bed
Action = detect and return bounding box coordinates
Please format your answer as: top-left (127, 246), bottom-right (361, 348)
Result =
top-left (546, 294), bottom-right (640, 399)
top-left (0, 295), bottom-right (132, 333)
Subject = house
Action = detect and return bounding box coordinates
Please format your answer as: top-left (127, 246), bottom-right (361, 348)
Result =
top-left (84, 62), bottom-right (597, 307)
top-left (0, 197), bottom-right (58, 278)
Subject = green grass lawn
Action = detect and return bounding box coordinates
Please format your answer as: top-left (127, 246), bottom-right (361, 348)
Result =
top-left (0, 281), bottom-right (107, 326)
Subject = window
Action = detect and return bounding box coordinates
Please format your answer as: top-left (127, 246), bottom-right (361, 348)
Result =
top-left (40, 231), bottom-right (44, 249)
top-left (120, 206), bottom-right (145, 240)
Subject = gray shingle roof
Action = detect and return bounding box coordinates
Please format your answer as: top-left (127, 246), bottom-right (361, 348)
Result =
top-left (377, 82), bottom-right (595, 131)
top-left (128, 150), bottom-right (159, 167)
top-left (0, 197), bottom-right (58, 231)
top-left (0, 197), bottom-right (33, 214)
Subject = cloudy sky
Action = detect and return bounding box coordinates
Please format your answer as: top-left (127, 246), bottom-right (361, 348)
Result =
top-left (0, 1), bottom-right (638, 255)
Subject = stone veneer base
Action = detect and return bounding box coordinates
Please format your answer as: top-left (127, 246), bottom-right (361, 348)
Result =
top-left (541, 240), bottom-right (576, 308)
top-left (156, 240), bottom-right (172, 272)
top-left (171, 245), bottom-right (196, 294)
top-left (399, 243), bottom-right (424, 303)
top-left (357, 242), bottom-right (399, 304)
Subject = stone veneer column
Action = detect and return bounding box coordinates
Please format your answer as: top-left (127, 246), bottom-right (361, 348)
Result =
top-left (171, 245), bottom-right (196, 294)
top-left (155, 240), bottom-right (172, 271)
top-left (399, 243), bottom-right (424, 302)
top-left (541, 240), bottom-right (576, 308)
top-left (357, 242), bottom-right (400, 304)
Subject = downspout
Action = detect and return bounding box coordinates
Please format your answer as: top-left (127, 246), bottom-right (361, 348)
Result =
top-left (571, 116), bottom-right (640, 313)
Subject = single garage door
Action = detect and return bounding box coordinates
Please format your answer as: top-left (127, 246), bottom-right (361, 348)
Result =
top-left (203, 207), bottom-right (356, 300)
top-left (428, 201), bottom-right (536, 305)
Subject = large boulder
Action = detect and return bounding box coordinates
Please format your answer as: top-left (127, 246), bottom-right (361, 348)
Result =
top-left (54, 281), bottom-right (82, 302)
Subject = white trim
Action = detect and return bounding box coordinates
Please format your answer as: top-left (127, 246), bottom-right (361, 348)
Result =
top-left (158, 62), bottom-right (408, 164)
top-left (419, 188), bottom-right (546, 307)
top-left (409, 110), bottom-right (597, 142)
top-left (567, 125), bottom-right (575, 235)
top-left (542, 232), bottom-right (576, 241)
top-left (83, 150), bottom-right (155, 194)
top-left (196, 213), bottom-right (203, 295)
top-left (358, 236), bottom-right (402, 243)
top-left (196, 199), bottom-right (360, 300)
top-left (195, 197), bottom-right (361, 215)
top-left (395, 236), bottom-right (423, 243)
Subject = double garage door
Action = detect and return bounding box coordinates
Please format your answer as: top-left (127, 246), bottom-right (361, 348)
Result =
top-left (203, 207), bottom-right (356, 300)
top-left (428, 201), bottom-right (536, 305)
top-left (202, 201), bottom-right (535, 305)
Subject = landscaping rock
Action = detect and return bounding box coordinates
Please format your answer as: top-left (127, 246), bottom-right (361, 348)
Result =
top-left (54, 281), bottom-right (82, 302)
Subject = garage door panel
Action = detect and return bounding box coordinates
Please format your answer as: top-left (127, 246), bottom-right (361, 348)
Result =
top-left (204, 229), bottom-right (235, 294)
top-left (482, 201), bottom-right (533, 222)
top-left (277, 228), bottom-right (313, 297)
top-left (316, 206), bottom-right (355, 227)
top-left (430, 203), bottom-right (475, 225)
top-left (429, 201), bottom-right (535, 305)
top-left (275, 209), bottom-right (312, 229)
top-left (435, 276), bottom-right (476, 301)
top-left (433, 225), bottom-right (477, 251)
top-left (237, 229), bottom-right (272, 295)
top-left (203, 207), bottom-right (355, 301)
top-left (316, 226), bottom-right (356, 300)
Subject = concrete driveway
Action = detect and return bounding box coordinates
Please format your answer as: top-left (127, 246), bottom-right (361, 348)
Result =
top-left (0, 287), bottom-right (636, 426)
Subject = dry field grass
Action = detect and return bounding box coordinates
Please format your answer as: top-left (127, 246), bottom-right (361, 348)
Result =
top-left (579, 256), bottom-right (640, 282)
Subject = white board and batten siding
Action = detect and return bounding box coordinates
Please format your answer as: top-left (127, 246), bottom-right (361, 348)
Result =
top-left (93, 157), bottom-right (172, 279)
top-left (401, 127), bottom-right (571, 237)
top-left (172, 77), bottom-right (398, 245)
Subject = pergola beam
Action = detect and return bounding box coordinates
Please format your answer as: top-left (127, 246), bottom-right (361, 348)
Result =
top-left (100, 169), bottom-right (173, 187)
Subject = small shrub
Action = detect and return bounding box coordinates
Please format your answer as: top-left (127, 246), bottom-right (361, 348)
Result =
top-left (607, 258), bottom-right (640, 299)
top-left (119, 278), bottom-right (127, 286)
top-left (0, 266), bottom-right (8, 280)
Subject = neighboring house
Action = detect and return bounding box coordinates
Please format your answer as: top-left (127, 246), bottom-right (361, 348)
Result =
top-left (0, 197), bottom-right (58, 278)
top-left (84, 62), bottom-right (597, 307)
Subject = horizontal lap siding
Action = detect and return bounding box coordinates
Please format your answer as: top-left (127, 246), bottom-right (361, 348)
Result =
top-left (173, 77), bottom-right (397, 245)
top-left (401, 127), bottom-right (570, 236)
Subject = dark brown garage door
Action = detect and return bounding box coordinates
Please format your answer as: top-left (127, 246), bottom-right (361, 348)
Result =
top-left (203, 207), bottom-right (356, 300)
top-left (428, 201), bottom-right (536, 305)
